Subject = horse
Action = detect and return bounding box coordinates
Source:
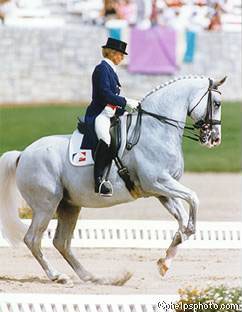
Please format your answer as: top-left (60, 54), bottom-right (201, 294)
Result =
top-left (0, 75), bottom-right (226, 286)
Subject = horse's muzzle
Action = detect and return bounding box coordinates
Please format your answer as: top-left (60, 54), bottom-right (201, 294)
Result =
top-left (200, 127), bottom-right (221, 148)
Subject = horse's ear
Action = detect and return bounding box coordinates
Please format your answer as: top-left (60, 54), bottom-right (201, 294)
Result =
top-left (213, 76), bottom-right (227, 88)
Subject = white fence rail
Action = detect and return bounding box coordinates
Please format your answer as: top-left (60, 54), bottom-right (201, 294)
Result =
top-left (0, 294), bottom-right (179, 312)
top-left (0, 220), bottom-right (241, 249)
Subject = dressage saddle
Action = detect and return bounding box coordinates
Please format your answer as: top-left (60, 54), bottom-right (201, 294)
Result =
top-left (77, 116), bottom-right (122, 157)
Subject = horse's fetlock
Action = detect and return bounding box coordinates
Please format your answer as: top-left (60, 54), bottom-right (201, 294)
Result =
top-left (180, 225), bottom-right (187, 234)
top-left (186, 224), bottom-right (196, 236)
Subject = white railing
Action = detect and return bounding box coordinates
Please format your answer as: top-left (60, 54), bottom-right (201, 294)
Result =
top-left (0, 294), bottom-right (179, 312)
top-left (0, 220), bottom-right (241, 249)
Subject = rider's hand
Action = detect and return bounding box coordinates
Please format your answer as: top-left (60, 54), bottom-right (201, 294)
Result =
top-left (126, 98), bottom-right (139, 110)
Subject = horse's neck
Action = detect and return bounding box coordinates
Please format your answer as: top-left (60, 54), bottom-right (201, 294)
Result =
top-left (141, 78), bottom-right (207, 123)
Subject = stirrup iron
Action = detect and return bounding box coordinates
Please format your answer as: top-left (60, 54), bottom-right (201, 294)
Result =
top-left (98, 179), bottom-right (113, 197)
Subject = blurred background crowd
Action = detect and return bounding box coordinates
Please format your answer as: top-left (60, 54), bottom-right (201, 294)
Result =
top-left (0, 0), bottom-right (241, 32)
top-left (0, 0), bottom-right (241, 103)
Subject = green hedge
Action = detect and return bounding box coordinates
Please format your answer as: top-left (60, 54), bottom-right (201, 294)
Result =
top-left (0, 102), bottom-right (241, 172)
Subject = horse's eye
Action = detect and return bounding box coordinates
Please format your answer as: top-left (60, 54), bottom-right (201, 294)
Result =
top-left (214, 100), bottom-right (221, 108)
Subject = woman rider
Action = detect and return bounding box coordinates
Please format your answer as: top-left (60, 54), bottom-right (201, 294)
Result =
top-left (83, 37), bottom-right (139, 197)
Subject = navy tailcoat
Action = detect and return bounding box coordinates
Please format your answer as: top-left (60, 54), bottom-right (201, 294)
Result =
top-left (82, 60), bottom-right (127, 150)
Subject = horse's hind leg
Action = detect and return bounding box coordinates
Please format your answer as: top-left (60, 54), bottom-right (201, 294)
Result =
top-left (24, 196), bottom-right (69, 283)
top-left (53, 202), bottom-right (132, 286)
top-left (52, 203), bottom-right (92, 281)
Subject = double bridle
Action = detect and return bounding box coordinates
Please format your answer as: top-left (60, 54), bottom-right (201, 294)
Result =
top-left (126, 78), bottom-right (222, 150)
top-left (188, 78), bottom-right (221, 131)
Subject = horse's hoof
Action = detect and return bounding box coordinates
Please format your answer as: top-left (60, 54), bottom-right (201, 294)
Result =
top-left (55, 274), bottom-right (73, 285)
top-left (111, 271), bottom-right (133, 286)
top-left (157, 258), bottom-right (169, 277)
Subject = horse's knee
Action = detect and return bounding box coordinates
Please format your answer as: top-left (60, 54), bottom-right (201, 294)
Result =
top-left (190, 191), bottom-right (199, 209)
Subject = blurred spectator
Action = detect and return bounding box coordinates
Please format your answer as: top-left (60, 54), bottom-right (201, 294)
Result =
top-left (0, 0), bottom-right (17, 24)
top-left (165, 0), bottom-right (184, 8)
top-left (187, 7), bottom-right (210, 31)
top-left (1, 0), bottom-right (239, 31)
top-left (150, 0), bottom-right (159, 25)
top-left (136, 0), bottom-right (152, 29)
top-left (207, 1), bottom-right (222, 30)
top-left (115, 0), bottom-right (136, 24)
top-left (103, 0), bottom-right (117, 16)
top-left (0, 0), bottom-right (8, 23)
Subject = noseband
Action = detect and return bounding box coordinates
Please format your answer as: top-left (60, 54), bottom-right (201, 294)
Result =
top-left (126, 79), bottom-right (222, 150)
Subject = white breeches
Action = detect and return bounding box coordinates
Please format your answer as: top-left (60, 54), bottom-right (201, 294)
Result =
top-left (95, 110), bottom-right (112, 146)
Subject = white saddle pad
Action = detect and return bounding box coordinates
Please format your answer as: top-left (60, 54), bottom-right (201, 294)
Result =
top-left (68, 114), bottom-right (128, 167)
top-left (69, 130), bottom-right (94, 167)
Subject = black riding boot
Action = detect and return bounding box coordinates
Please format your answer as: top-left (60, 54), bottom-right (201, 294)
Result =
top-left (94, 139), bottom-right (112, 196)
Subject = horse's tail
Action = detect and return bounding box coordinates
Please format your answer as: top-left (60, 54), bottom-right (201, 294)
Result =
top-left (0, 151), bottom-right (28, 246)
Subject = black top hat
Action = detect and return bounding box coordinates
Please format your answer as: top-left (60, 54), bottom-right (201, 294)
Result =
top-left (102, 37), bottom-right (128, 55)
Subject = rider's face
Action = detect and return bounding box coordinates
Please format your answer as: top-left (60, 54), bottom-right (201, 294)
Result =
top-left (111, 51), bottom-right (125, 65)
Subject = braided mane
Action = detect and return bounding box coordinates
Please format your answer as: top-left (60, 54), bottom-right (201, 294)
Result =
top-left (141, 75), bottom-right (206, 102)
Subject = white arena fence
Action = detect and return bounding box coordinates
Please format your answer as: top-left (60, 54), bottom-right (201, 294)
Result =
top-left (0, 220), bottom-right (241, 249)
top-left (0, 294), bottom-right (179, 312)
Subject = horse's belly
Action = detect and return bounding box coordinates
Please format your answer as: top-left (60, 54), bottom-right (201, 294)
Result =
top-left (63, 164), bottom-right (134, 208)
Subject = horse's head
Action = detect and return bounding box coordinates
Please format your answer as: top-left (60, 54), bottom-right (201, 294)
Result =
top-left (188, 76), bottom-right (227, 148)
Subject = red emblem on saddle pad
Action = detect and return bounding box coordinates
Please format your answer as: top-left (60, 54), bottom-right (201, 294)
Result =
top-left (79, 151), bottom-right (86, 162)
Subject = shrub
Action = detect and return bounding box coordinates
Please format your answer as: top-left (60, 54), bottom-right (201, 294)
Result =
top-left (176, 285), bottom-right (242, 312)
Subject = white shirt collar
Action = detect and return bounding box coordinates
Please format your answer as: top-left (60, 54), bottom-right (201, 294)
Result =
top-left (103, 58), bottom-right (117, 73)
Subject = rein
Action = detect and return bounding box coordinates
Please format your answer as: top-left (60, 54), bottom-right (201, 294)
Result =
top-left (126, 79), bottom-right (221, 150)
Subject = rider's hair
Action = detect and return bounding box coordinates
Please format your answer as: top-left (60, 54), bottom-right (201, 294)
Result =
top-left (102, 48), bottom-right (116, 59)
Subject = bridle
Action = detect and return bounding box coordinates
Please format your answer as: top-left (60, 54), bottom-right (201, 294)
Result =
top-left (126, 78), bottom-right (222, 150)
top-left (188, 78), bottom-right (221, 131)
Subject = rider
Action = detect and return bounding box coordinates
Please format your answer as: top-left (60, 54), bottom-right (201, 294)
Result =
top-left (84, 37), bottom-right (139, 197)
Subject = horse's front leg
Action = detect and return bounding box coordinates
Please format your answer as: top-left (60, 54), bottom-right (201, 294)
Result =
top-left (157, 197), bottom-right (189, 276)
top-left (145, 174), bottom-right (199, 276)
top-left (153, 174), bottom-right (199, 235)
top-left (159, 196), bottom-right (189, 235)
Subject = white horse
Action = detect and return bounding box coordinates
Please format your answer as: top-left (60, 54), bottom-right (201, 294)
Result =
top-left (0, 75), bottom-right (226, 285)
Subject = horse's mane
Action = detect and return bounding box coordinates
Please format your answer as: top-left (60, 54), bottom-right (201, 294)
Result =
top-left (140, 75), bottom-right (207, 102)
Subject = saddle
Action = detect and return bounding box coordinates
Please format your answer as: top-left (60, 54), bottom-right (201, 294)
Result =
top-left (69, 113), bottom-right (142, 198)
top-left (77, 115), bottom-right (122, 158)
top-left (69, 114), bottom-right (130, 168)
